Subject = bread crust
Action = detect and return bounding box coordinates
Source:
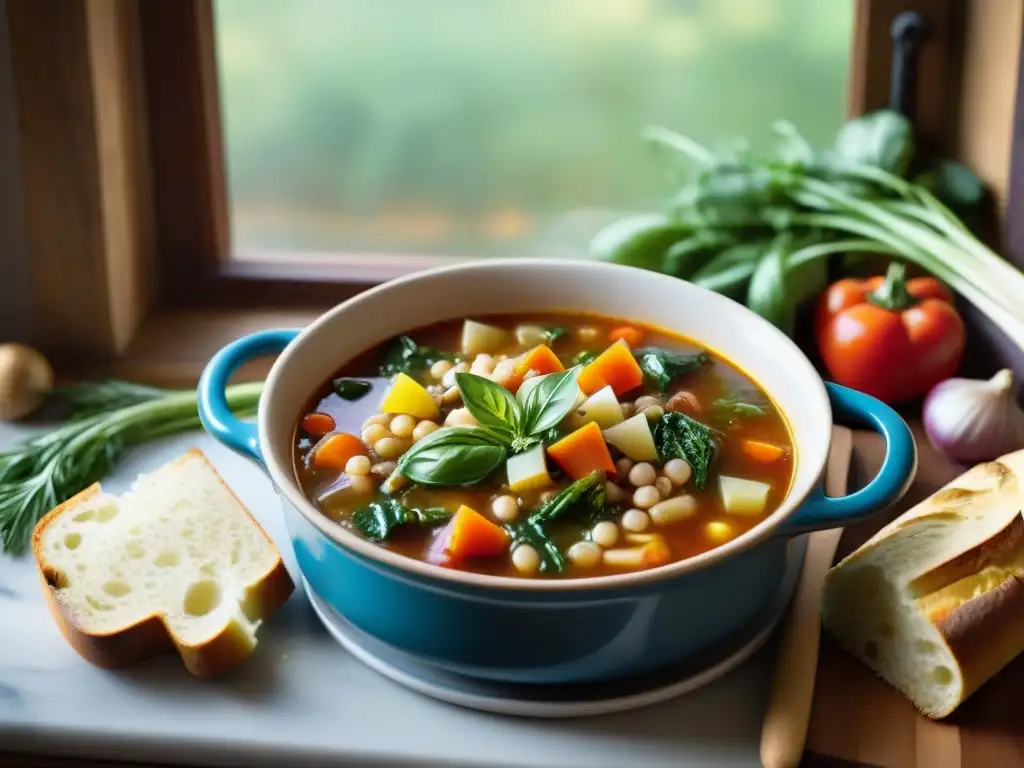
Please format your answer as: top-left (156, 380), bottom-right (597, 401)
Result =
top-left (32, 450), bottom-right (295, 679)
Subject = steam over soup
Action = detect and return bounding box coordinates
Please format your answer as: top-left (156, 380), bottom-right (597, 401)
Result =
top-left (293, 315), bottom-right (795, 578)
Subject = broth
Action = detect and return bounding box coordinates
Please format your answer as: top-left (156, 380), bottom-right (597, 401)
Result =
top-left (293, 313), bottom-right (794, 579)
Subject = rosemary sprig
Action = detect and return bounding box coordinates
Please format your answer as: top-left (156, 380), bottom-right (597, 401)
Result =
top-left (0, 380), bottom-right (263, 555)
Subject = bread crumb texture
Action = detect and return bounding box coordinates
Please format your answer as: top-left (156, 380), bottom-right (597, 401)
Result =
top-left (34, 449), bottom-right (293, 674)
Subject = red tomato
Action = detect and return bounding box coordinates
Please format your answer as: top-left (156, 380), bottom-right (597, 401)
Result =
top-left (814, 263), bottom-right (966, 404)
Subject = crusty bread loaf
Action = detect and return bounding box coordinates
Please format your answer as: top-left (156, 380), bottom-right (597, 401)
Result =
top-left (32, 449), bottom-right (294, 678)
top-left (821, 448), bottom-right (1024, 718)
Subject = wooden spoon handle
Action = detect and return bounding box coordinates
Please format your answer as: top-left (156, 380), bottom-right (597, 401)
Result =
top-left (760, 426), bottom-right (852, 768)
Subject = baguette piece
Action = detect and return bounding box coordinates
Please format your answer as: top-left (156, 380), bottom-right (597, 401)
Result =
top-left (821, 448), bottom-right (1024, 718)
top-left (32, 449), bottom-right (294, 678)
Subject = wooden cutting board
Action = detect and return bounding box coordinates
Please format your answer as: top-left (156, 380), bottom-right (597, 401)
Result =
top-left (803, 423), bottom-right (1024, 768)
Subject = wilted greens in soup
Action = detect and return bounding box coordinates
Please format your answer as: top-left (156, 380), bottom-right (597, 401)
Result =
top-left (292, 315), bottom-right (794, 579)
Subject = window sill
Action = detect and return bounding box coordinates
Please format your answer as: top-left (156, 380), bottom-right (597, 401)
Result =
top-left (64, 308), bottom-right (325, 387)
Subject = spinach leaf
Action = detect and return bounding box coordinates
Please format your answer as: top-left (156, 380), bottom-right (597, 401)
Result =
top-left (350, 498), bottom-right (450, 542)
top-left (333, 378), bottom-right (372, 401)
top-left (712, 395), bottom-right (767, 418)
top-left (517, 366), bottom-right (583, 439)
top-left (396, 427), bottom-right (507, 486)
top-left (571, 350), bottom-right (598, 367)
top-left (654, 412), bottom-right (717, 489)
top-left (543, 326), bottom-right (567, 345)
top-left (379, 336), bottom-right (456, 378)
top-left (455, 373), bottom-right (520, 444)
top-left (505, 471), bottom-right (607, 573)
top-left (632, 347), bottom-right (709, 392)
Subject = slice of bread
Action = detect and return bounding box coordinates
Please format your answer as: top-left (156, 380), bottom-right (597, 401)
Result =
top-left (32, 448), bottom-right (294, 678)
top-left (821, 448), bottom-right (1024, 718)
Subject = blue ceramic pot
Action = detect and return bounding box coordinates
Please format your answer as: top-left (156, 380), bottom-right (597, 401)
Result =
top-left (197, 260), bottom-right (917, 684)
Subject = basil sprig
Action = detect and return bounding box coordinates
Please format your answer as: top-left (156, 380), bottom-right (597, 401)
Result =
top-left (395, 368), bottom-right (582, 487)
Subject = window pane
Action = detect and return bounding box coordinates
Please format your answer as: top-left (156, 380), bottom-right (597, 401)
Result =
top-left (213, 0), bottom-right (854, 261)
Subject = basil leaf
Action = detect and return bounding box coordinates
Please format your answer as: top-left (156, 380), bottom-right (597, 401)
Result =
top-left (396, 427), bottom-right (507, 486)
top-left (833, 109), bottom-right (913, 176)
top-left (379, 336), bottom-right (456, 378)
top-left (350, 498), bottom-right (450, 541)
top-left (454, 372), bottom-right (520, 443)
top-left (518, 366), bottom-right (582, 436)
top-left (333, 378), bottom-right (373, 401)
top-left (632, 347), bottom-right (709, 392)
top-left (654, 412), bottom-right (718, 489)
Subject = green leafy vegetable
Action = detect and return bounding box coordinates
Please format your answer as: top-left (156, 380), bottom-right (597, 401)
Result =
top-left (516, 366), bottom-right (582, 440)
top-left (0, 381), bottom-right (264, 556)
top-left (632, 347), bottom-right (709, 392)
top-left (379, 336), bottom-right (457, 378)
top-left (712, 394), bottom-right (767, 419)
top-left (333, 378), bottom-right (372, 401)
top-left (505, 471), bottom-right (607, 573)
top-left (571, 350), bottom-right (598, 367)
top-left (654, 412), bottom-right (718, 489)
top-left (454, 372), bottom-right (521, 444)
top-left (350, 498), bottom-right (450, 541)
top-left (543, 326), bottom-right (568, 345)
top-left (396, 427), bottom-right (507, 487)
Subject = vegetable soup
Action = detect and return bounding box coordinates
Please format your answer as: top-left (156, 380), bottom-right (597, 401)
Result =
top-left (292, 315), bottom-right (795, 578)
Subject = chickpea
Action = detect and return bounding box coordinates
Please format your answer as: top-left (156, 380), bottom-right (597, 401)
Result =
top-left (361, 423), bottom-right (391, 445)
top-left (655, 477), bottom-right (673, 498)
top-left (628, 462), bottom-right (657, 487)
top-left (632, 485), bottom-right (660, 509)
top-left (470, 354), bottom-right (496, 376)
top-left (621, 509), bottom-right (651, 532)
top-left (430, 359), bottom-right (453, 380)
top-left (604, 481), bottom-right (627, 505)
top-left (373, 437), bottom-right (405, 460)
top-left (662, 458), bottom-right (692, 486)
top-left (389, 414), bottom-right (416, 438)
top-left (412, 420), bottom-right (439, 442)
top-left (363, 413), bottom-right (391, 428)
top-left (444, 408), bottom-right (479, 428)
top-left (568, 541), bottom-right (601, 569)
top-left (512, 545), bottom-right (540, 574)
top-left (491, 495), bottom-right (520, 522)
top-left (347, 475), bottom-right (376, 496)
top-left (615, 457), bottom-right (634, 477)
top-left (442, 361), bottom-right (470, 388)
top-left (643, 405), bottom-right (665, 423)
top-left (591, 521), bottom-right (619, 548)
top-left (344, 455), bottom-right (371, 476)
top-left (442, 386), bottom-right (463, 405)
top-left (634, 395), bottom-right (663, 411)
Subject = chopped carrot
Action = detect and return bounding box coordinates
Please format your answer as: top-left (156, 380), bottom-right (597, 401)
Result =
top-left (443, 505), bottom-right (510, 564)
top-left (608, 325), bottom-right (646, 348)
top-left (642, 540), bottom-right (671, 568)
top-left (311, 432), bottom-right (368, 470)
top-left (301, 412), bottom-right (336, 437)
top-left (515, 344), bottom-right (564, 376)
top-left (546, 421), bottom-right (616, 480)
top-left (740, 439), bottom-right (786, 463)
top-left (576, 339), bottom-right (644, 396)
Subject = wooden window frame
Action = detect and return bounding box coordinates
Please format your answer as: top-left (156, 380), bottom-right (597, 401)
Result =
top-left (2, 0), bottom-right (1017, 386)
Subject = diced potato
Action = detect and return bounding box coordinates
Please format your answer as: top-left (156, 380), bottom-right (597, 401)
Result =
top-left (568, 385), bottom-right (624, 430)
top-left (461, 320), bottom-right (510, 356)
top-left (602, 413), bottom-right (658, 462)
top-left (379, 373), bottom-right (440, 419)
top-left (507, 444), bottom-right (552, 493)
top-left (718, 476), bottom-right (771, 516)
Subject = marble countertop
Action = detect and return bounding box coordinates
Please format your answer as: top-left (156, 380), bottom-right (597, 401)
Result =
top-left (0, 425), bottom-right (778, 768)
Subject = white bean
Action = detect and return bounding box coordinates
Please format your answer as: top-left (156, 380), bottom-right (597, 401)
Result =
top-left (628, 462), bottom-right (657, 487)
top-left (602, 547), bottom-right (646, 569)
top-left (470, 354), bottom-right (496, 375)
top-left (604, 481), bottom-right (627, 505)
top-left (643, 405), bottom-right (664, 423)
top-left (389, 414), bottom-right (416, 438)
top-left (344, 455), bottom-right (371, 476)
top-left (373, 437), bottom-right (405, 460)
top-left (412, 420), bottom-right (439, 441)
top-left (430, 359), bottom-right (453, 380)
top-left (491, 360), bottom-right (518, 389)
top-left (442, 385), bottom-right (463, 405)
top-left (361, 424), bottom-right (391, 445)
top-left (567, 541), bottom-right (601, 569)
top-left (632, 485), bottom-right (661, 509)
top-left (634, 395), bottom-right (663, 411)
top-left (441, 361), bottom-right (470, 388)
top-left (591, 521), bottom-right (619, 548)
top-left (615, 457), bottom-right (634, 476)
top-left (650, 495), bottom-right (698, 525)
top-left (364, 413), bottom-right (391, 428)
top-left (662, 458), bottom-right (692, 486)
top-left (491, 495), bottom-right (520, 522)
top-left (655, 477), bottom-right (673, 498)
top-left (621, 508), bottom-right (651, 532)
top-left (512, 545), bottom-right (540, 574)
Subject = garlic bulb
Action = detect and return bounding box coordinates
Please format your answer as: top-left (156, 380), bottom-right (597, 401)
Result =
top-left (922, 369), bottom-right (1024, 463)
top-left (0, 343), bottom-right (54, 421)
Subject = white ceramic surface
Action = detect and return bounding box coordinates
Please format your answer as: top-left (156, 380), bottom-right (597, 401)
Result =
top-left (305, 532), bottom-right (805, 718)
top-left (0, 427), bottom-right (780, 767)
top-left (255, 259), bottom-right (833, 592)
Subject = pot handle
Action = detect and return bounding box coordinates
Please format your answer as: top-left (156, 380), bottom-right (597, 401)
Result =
top-left (197, 328), bottom-right (301, 466)
top-left (774, 382), bottom-right (917, 537)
